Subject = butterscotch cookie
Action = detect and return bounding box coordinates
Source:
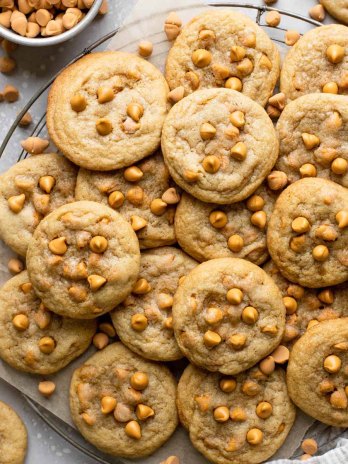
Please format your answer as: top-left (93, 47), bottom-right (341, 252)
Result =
top-left (175, 184), bottom-right (277, 264)
top-left (47, 51), bottom-right (168, 171)
top-left (276, 94), bottom-right (348, 188)
top-left (178, 364), bottom-right (296, 464)
top-left (75, 152), bottom-right (177, 249)
top-left (0, 401), bottom-right (27, 464)
top-left (165, 10), bottom-right (280, 107)
top-left (111, 247), bottom-right (197, 361)
top-left (0, 271), bottom-right (96, 374)
top-left (287, 318), bottom-right (348, 427)
top-left (26, 201), bottom-right (140, 319)
top-left (0, 153), bottom-right (77, 257)
top-left (161, 88), bottom-right (278, 204)
top-left (267, 178), bottom-right (348, 288)
top-left (70, 342), bottom-right (178, 458)
top-left (321, 0), bottom-right (348, 25)
top-left (264, 261), bottom-right (348, 348)
top-left (281, 25), bottom-right (348, 101)
top-left (172, 258), bottom-right (285, 375)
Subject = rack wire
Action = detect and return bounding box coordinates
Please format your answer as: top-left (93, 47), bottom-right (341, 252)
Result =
top-left (1, 2), bottom-right (343, 463)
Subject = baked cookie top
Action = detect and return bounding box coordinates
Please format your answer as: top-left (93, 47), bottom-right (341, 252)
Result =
top-left (267, 178), bottom-right (348, 288)
top-left (26, 201), bottom-right (140, 319)
top-left (0, 271), bottom-right (96, 375)
top-left (178, 364), bottom-right (296, 464)
top-left (175, 184), bottom-right (277, 265)
top-left (321, 0), bottom-right (348, 24)
top-left (0, 401), bottom-right (27, 464)
top-left (47, 51), bottom-right (169, 171)
top-left (264, 261), bottom-right (348, 349)
top-left (111, 247), bottom-right (197, 362)
top-left (70, 342), bottom-right (178, 458)
top-left (280, 25), bottom-right (348, 101)
top-left (0, 153), bottom-right (77, 257)
top-left (161, 88), bottom-right (278, 204)
top-left (276, 94), bottom-right (348, 188)
top-left (287, 318), bottom-right (348, 427)
top-left (75, 152), bottom-right (177, 249)
top-left (165, 10), bottom-right (280, 107)
top-left (172, 258), bottom-right (285, 375)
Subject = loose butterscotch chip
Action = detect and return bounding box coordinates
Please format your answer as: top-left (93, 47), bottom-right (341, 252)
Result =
top-left (312, 245), bottom-right (329, 262)
top-left (48, 237), bottom-right (67, 255)
top-left (300, 163), bottom-right (317, 178)
top-left (229, 333), bottom-right (247, 349)
top-left (133, 278), bottom-right (151, 295)
top-left (209, 211), bottom-right (228, 229)
top-left (136, 404), bottom-right (154, 421)
top-left (259, 356), bottom-right (275, 375)
top-left (203, 330), bottom-right (221, 347)
top-left (318, 289), bottom-right (334, 304)
top-left (246, 428), bottom-right (263, 445)
top-left (124, 166), bottom-right (143, 182)
top-left (130, 372), bottom-right (149, 390)
top-left (267, 171), bottom-right (288, 190)
top-left (228, 234), bottom-right (244, 252)
top-left (256, 401), bottom-right (273, 419)
top-left (70, 94), bottom-right (87, 112)
top-left (8, 194), bottom-right (25, 213)
top-left (283, 296), bottom-right (298, 315)
top-left (231, 142), bottom-right (247, 161)
top-left (8, 258), bottom-right (24, 275)
top-left (131, 313), bottom-right (148, 332)
top-left (99, 322), bottom-right (116, 338)
top-left (250, 211), bottom-right (267, 229)
top-left (324, 355), bottom-right (341, 373)
top-left (271, 345), bottom-right (289, 364)
top-left (89, 236), bottom-right (108, 253)
top-left (97, 87), bottom-right (114, 104)
top-left (213, 406), bottom-right (230, 422)
top-left (230, 407), bottom-right (247, 422)
top-left (331, 158), bottom-right (348, 175)
top-left (205, 307), bottom-right (223, 325)
top-left (246, 195), bottom-right (264, 212)
top-left (202, 155), bottom-right (221, 173)
top-left (287, 284), bottom-right (304, 299)
top-left (241, 306), bottom-right (258, 324)
top-left (125, 420), bottom-right (141, 439)
top-left (12, 314), bottom-right (29, 331)
top-left (93, 333), bottom-right (109, 350)
top-left (39, 336), bottom-right (55, 354)
top-left (265, 10), bottom-right (281, 27)
top-left (200, 122), bottom-right (216, 140)
top-left (326, 44), bottom-right (345, 64)
top-left (285, 30), bottom-right (300, 46)
top-left (150, 198), bottom-right (167, 216)
top-left (162, 188), bottom-right (180, 205)
top-left (38, 380), bottom-right (56, 398)
top-left (101, 396), bottom-right (117, 414)
top-left (219, 378), bottom-right (236, 393)
top-left (168, 86), bottom-right (185, 103)
top-left (226, 288), bottom-right (243, 304)
top-left (301, 438), bottom-right (318, 456)
top-left (192, 49), bottom-right (212, 68)
top-left (225, 77), bottom-right (243, 91)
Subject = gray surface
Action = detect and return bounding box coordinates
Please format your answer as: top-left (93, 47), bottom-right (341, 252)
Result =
top-left (0, 0), bottom-right (337, 463)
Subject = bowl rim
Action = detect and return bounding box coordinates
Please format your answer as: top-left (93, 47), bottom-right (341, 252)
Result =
top-left (0, 0), bottom-right (103, 47)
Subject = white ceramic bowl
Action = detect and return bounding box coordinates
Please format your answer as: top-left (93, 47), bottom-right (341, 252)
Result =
top-left (0, 0), bottom-right (103, 47)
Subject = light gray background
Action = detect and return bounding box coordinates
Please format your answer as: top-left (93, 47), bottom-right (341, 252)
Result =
top-left (0, 0), bottom-right (337, 462)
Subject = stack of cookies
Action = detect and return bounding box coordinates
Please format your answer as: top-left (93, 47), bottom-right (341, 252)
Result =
top-left (0, 8), bottom-right (347, 464)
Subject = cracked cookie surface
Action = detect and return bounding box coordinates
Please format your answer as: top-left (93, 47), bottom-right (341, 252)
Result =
top-left (26, 201), bottom-right (140, 319)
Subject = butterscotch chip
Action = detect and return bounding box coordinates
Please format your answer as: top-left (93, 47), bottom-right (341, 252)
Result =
top-left (70, 343), bottom-right (178, 457)
top-left (287, 318), bottom-right (348, 427)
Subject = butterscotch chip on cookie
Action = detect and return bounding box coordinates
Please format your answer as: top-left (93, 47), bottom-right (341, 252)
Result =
top-left (267, 178), bottom-right (348, 288)
top-left (165, 10), bottom-right (280, 107)
top-left (264, 261), bottom-right (348, 349)
top-left (26, 201), bottom-right (140, 319)
top-left (321, 0), bottom-right (348, 25)
top-left (47, 51), bottom-right (168, 171)
top-left (0, 271), bottom-right (96, 374)
top-left (75, 152), bottom-right (176, 249)
top-left (175, 184), bottom-right (277, 265)
top-left (70, 342), bottom-right (178, 458)
top-left (0, 153), bottom-right (77, 257)
top-left (172, 258), bottom-right (285, 375)
top-left (161, 88), bottom-right (278, 204)
top-left (111, 247), bottom-right (197, 361)
top-left (280, 25), bottom-right (348, 101)
top-left (0, 401), bottom-right (27, 464)
top-left (276, 94), bottom-right (348, 188)
top-left (287, 318), bottom-right (348, 427)
top-left (178, 364), bottom-right (295, 464)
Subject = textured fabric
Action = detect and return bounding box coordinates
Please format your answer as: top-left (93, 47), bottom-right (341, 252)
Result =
top-left (272, 439), bottom-right (348, 463)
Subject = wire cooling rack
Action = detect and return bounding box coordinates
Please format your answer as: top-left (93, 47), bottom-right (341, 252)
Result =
top-left (1, 2), bottom-right (346, 463)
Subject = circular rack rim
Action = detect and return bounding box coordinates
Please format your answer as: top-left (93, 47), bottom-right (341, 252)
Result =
top-left (0, 1), bottom-right (335, 462)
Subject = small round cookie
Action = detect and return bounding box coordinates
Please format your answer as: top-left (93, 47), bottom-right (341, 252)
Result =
top-left (264, 261), bottom-right (348, 349)
top-left (0, 401), bottom-right (27, 464)
top-left (165, 10), bottom-right (280, 107)
top-left (321, 0), bottom-right (348, 25)
top-left (287, 318), bottom-right (348, 427)
top-left (280, 25), bottom-right (348, 101)
top-left (27, 201), bottom-right (140, 319)
top-left (276, 94), bottom-right (348, 188)
top-left (70, 342), bottom-right (178, 458)
top-left (75, 152), bottom-right (177, 249)
top-left (0, 153), bottom-right (77, 257)
top-left (47, 51), bottom-right (168, 171)
top-left (161, 88), bottom-right (278, 204)
top-left (267, 178), bottom-right (348, 288)
top-left (111, 247), bottom-right (197, 361)
top-left (172, 258), bottom-right (286, 375)
top-left (175, 184), bottom-right (277, 265)
top-left (178, 364), bottom-right (296, 464)
top-left (0, 271), bottom-right (96, 374)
